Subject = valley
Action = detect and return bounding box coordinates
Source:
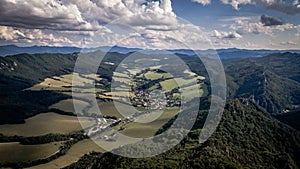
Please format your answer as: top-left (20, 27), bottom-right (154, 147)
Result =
top-left (0, 52), bottom-right (206, 168)
top-left (0, 51), bottom-right (299, 168)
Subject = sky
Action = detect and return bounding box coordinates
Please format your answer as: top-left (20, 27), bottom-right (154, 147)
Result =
top-left (0, 0), bottom-right (299, 50)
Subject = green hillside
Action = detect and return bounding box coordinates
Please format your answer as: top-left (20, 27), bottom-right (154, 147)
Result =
top-left (225, 58), bottom-right (300, 114)
top-left (0, 53), bottom-right (79, 124)
top-left (65, 99), bottom-right (300, 169)
top-left (254, 53), bottom-right (300, 83)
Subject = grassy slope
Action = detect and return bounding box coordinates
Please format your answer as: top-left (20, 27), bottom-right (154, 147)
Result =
top-left (27, 139), bottom-right (105, 169)
top-left (0, 141), bottom-right (63, 163)
top-left (0, 113), bottom-right (85, 136)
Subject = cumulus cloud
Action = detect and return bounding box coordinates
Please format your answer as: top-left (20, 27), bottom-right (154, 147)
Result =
top-left (280, 41), bottom-right (297, 46)
top-left (0, 26), bottom-right (25, 41)
top-left (0, 0), bottom-right (184, 48)
top-left (192, 0), bottom-right (211, 5)
top-left (193, 0), bottom-right (300, 14)
top-left (212, 30), bottom-right (242, 39)
top-left (0, 26), bottom-right (76, 46)
top-left (260, 14), bottom-right (283, 26)
top-left (228, 16), bottom-right (300, 35)
top-left (0, 0), bottom-right (178, 31)
top-left (0, 0), bottom-right (98, 31)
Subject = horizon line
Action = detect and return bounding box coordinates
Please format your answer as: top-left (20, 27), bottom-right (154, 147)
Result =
top-left (1, 44), bottom-right (300, 51)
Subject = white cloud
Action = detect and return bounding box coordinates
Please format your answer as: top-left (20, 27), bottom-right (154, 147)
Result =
top-left (192, 0), bottom-right (211, 5)
top-left (228, 17), bottom-right (300, 36)
top-left (0, 26), bottom-right (76, 46)
top-left (0, 0), bottom-right (299, 50)
top-left (0, 0), bottom-right (99, 30)
top-left (280, 40), bottom-right (297, 46)
top-left (0, 0), bottom-right (177, 31)
top-left (0, 26), bottom-right (25, 41)
top-left (212, 30), bottom-right (242, 39)
top-left (192, 0), bottom-right (300, 14)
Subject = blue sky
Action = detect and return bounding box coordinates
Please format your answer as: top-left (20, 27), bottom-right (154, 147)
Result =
top-left (0, 0), bottom-right (299, 49)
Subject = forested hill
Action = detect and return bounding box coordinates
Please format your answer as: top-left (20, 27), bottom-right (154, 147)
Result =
top-left (224, 53), bottom-right (300, 114)
top-left (254, 52), bottom-right (300, 83)
top-left (65, 99), bottom-right (300, 169)
top-left (0, 53), bottom-right (78, 124)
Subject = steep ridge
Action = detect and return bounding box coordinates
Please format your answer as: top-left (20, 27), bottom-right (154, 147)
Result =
top-left (225, 59), bottom-right (300, 114)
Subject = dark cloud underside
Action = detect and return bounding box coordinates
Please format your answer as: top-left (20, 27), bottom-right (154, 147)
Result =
top-left (260, 14), bottom-right (283, 26)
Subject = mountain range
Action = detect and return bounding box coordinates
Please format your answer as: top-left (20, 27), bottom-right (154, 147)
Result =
top-left (1, 45), bottom-right (300, 61)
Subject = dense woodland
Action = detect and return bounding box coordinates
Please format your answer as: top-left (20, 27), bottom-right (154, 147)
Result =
top-left (66, 99), bottom-right (300, 169)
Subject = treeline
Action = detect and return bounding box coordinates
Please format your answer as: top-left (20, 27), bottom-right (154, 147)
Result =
top-left (0, 131), bottom-right (87, 145)
top-left (0, 131), bottom-right (88, 168)
top-left (0, 90), bottom-right (71, 124)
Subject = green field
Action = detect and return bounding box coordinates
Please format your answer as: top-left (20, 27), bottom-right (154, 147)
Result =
top-left (0, 142), bottom-right (63, 163)
top-left (0, 113), bottom-right (89, 136)
top-left (144, 71), bottom-right (163, 80)
top-left (120, 108), bottom-right (180, 138)
top-left (27, 139), bottom-right (105, 169)
top-left (49, 99), bottom-right (90, 114)
top-left (179, 84), bottom-right (204, 100)
top-left (97, 101), bottom-right (135, 119)
top-left (159, 79), bottom-right (178, 91)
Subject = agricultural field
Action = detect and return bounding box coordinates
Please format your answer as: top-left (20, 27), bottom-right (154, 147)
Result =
top-left (49, 99), bottom-right (90, 114)
top-left (119, 108), bottom-right (180, 138)
top-left (25, 73), bottom-right (103, 96)
top-left (181, 84), bottom-right (205, 99)
top-left (0, 113), bottom-right (92, 136)
top-left (26, 139), bottom-right (105, 169)
top-left (0, 63), bottom-right (207, 169)
top-left (97, 102), bottom-right (134, 119)
top-left (113, 72), bottom-right (129, 78)
top-left (0, 142), bottom-right (63, 163)
top-left (159, 79), bottom-right (178, 91)
top-left (144, 71), bottom-right (164, 80)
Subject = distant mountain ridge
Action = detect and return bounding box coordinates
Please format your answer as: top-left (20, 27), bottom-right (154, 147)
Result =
top-left (1, 45), bottom-right (299, 60)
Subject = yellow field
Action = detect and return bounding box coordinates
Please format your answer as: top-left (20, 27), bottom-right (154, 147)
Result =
top-left (27, 139), bottom-right (105, 169)
top-left (0, 113), bottom-right (92, 136)
top-left (113, 71), bottom-right (129, 78)
top-left (0, 142), bottom-right (63, 163)
top-left (25, 73), bottom-right (102, 93)
top-left (25, 77), bottom-right (71, 91)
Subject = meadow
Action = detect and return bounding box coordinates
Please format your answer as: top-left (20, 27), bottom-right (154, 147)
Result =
top-left (26, 139), bottom-right (105, 169)
top-left (0, 113), bottom-right (92, 136)
top-left (49, 99), bottom-right (90, 114)
top-left (119, 108), bottom-right (180, 138)
top-left (0, 142), bottom-right (63, 163)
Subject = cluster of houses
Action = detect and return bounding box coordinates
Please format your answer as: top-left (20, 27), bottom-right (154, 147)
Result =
top-left (130, 78), bottom-right (181, 110)
top-left (131, 90), bottom-right (168, 110)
